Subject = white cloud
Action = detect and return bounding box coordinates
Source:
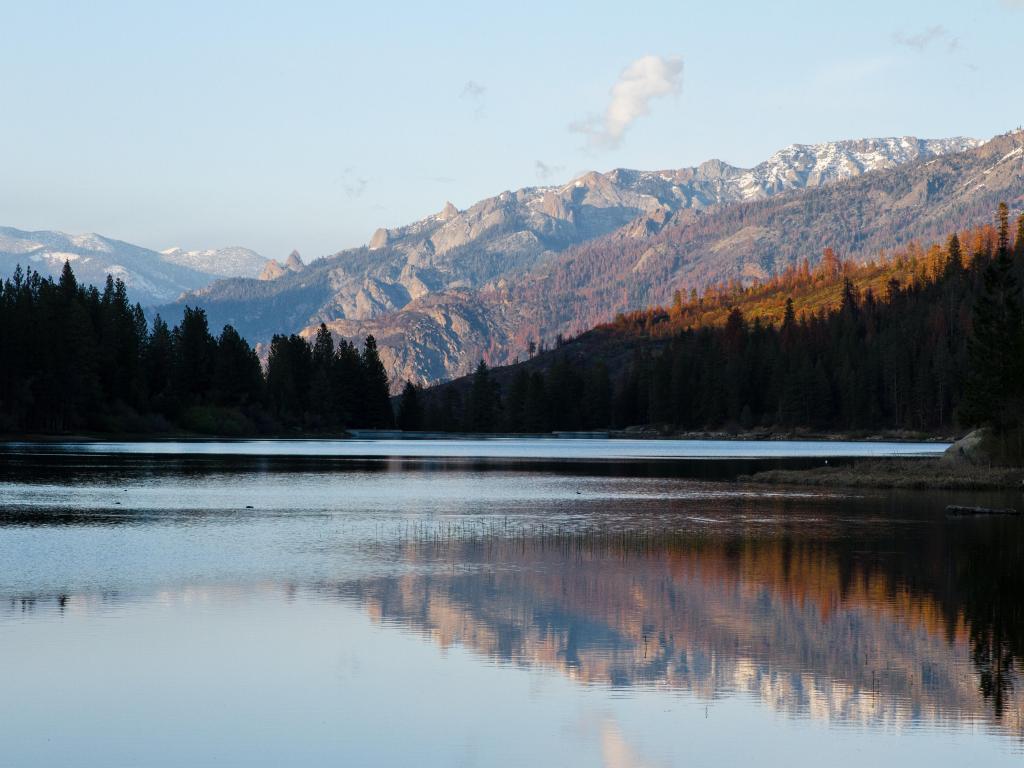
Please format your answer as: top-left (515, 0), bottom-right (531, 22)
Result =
top-left (571, 55), bottom-right (683, 150)
top-left (1002, 0), bottom-right (1024, 8)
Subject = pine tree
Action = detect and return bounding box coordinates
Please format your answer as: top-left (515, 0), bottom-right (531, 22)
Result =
top-left (145, 315), bottom-right (175, 415)
top-left (583, 362), bottom-right (612, 428)
top-left (333, 339), bottom-right (363, 428)
top-left (780, 297), bottom-right (796, 352)
top-left (505, 369), bottom-right (530, 431)
top-left (309, 324), bottom-right (337, 428)
top-left (57, 260), bottom-right (78, 301)
top-left (1015, 213), bottom-right (1024, 261)
top-left (173, 306), bottom-right (217, 408)
top-left (360, 335), bottom-right (394, 428)
top-left (961, 203), bottom-right (1024, 459)
top-left (946, 233), bottom-right (964, 277)
top-left (266, 334), bottom-right (312, 425)
top-left (397, 382), bottom-right (422, 431)
top-left (465, 360), bottom-right (500, 432)
top-left (213, 325), bottom-right (263, 408)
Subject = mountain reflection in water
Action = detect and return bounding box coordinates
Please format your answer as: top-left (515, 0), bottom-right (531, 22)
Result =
top-left (1, 445), bottom-right (1022, 758)
top-left (332, 519), bottom-right (1024, 738)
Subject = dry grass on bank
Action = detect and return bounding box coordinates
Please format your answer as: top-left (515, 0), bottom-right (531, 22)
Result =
top-left (742, 459), bottom-right (1024, 490)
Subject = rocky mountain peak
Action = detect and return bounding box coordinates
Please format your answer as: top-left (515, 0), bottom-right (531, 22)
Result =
top-left (285, 250), bottom-right (305, 271)
top-left (258, 260), bottom-right (287, 281)
top-left (259, 250), bottom-right (306, 281)
top-left (438, 201), bottom-right (459, 222)
top-left (369, 227), bottom-right (391, 250)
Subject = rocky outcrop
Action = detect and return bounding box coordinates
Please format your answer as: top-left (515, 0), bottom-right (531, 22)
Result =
top-left (301, 289), bottom-right (513, 389)
top-left (259, 250), bottom-right (305, 281)
top-left (258, 259), bottom-right (287, 281)
top-left (438, 201), bottom-right (459, 222)
top-left (284, 250), bottom-right (305, 272)
top-left (942, 429), bottom-right (990, 465)
top-left (368, 228), bottom-right (391, 250)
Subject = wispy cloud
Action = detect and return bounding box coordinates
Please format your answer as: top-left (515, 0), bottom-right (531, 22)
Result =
top-left (460, 80), bottom-right (486, 118)
top-left (337, 166), bottom-right (368, 198)
top-left (570, 55), bottom-right (683, 150)
top-left (893, 25), bottom-right (959, 53)
top-left (535, 160), bottom-right (564, 181)
top-left (1001, 0), bottom-right (1024, 8)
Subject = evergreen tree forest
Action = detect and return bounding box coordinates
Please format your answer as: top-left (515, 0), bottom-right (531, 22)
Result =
top-left (416, 206), bottom-right (1024, 460)
top-left (0, 262), bottom-right (393, 435)
top-left (2, 205), bottom-right (1023, 459)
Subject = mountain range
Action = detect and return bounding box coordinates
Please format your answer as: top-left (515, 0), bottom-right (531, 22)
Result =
top-left (7, 132), bottom-right (1021, 390)
top-left (161, 132), bottom-right (1024, 390)
top-left (0, 228), bottom-right (270, 305)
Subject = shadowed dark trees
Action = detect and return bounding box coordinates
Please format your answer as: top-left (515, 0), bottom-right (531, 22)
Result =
top-left (0, 271), bottom-right (392, 435)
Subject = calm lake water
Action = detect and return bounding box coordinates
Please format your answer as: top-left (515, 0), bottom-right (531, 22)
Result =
top-left (1, 439), bottom-right (1021, 767)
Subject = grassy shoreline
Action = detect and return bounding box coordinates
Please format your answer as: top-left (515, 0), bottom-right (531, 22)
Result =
top-left (740, 458), bottom-right (1024, 490)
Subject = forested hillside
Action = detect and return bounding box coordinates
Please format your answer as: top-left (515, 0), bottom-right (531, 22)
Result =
top-left (499, 132), bottom-right (1024, 355)
top-left (413, 205), bottom-right (1024, 458)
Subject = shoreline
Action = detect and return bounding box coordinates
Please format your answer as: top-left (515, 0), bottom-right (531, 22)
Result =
top-left (740, 458), bottom-right (1024, 491)
top-left (0, 429), bottom-right (954, 444)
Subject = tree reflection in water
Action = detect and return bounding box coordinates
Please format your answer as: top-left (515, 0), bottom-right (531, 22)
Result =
top-left (334, 511), bottom-right (1024, 736)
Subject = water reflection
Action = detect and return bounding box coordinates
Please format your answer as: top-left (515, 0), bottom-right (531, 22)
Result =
top-left (0, 446), bottom-right (1021, 759)
top-left (7, 516), bottom-right (1021, 741)
top-left (328, 524), bottom-right (1024, 739)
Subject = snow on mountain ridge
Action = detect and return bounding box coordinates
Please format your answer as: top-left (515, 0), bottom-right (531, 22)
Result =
top-left (744, 136), bottom-right (982, 196)
top-left (328, 134), bottom-right (982, 330)
top-left (0, 226), bottom-right (262, 304)
top-left (372, 136), bottom-right (980, 256)
top-left (159, 245), bottom-right (268, 278)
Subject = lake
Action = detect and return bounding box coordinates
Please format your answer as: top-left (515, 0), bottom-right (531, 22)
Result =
top-left (1, 439), bottom-right (1021, 767)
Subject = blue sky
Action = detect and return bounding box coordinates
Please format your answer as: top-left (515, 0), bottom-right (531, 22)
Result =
top-left (1, 0), bottom-right (1020, 259)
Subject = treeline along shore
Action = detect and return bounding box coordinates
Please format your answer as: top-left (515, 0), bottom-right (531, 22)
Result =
top-left (414, 204), bottom-right (1024, 465)
top-left (2, 204), bottom-right (1024, 466)
top-left (0, 263), bottom-right (394, 436)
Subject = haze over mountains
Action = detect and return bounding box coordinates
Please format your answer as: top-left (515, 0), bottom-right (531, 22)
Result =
top-left (159, 132), bottom-right (1024, 390)
top-left (0, 228), bottom-right (270, 305)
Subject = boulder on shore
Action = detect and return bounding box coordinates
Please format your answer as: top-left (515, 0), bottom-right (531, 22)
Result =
top-left (942, 429), bottom-right (988, 466)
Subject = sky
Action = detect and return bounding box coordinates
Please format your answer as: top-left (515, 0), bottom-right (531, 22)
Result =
top-left (1, 0), bottom-right (1021, 259)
